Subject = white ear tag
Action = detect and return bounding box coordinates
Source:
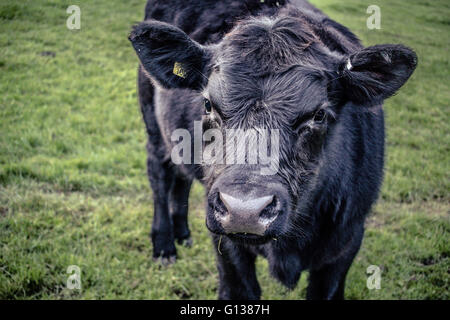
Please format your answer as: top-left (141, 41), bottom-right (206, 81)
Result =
top-left (346, 58), bottom-right (353, 71)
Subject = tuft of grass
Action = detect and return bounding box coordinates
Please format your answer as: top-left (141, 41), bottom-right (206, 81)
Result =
top-left (0, 0), bottom-right (448, 299)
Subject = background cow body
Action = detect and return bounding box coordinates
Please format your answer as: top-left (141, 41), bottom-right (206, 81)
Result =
top-left (130, 0), bottom-right (417, 299)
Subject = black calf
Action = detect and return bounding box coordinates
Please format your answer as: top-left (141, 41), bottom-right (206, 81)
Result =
top-left (129, 0), bottom-right (417, 298)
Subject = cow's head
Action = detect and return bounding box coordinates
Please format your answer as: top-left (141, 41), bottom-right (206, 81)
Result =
top-left (129, 15), bottom-right (417, 244)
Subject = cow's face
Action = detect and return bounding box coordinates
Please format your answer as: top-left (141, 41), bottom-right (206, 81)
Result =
top-left (202, 20), bottom-right (334, 243)
top-left (129, 16), bottom-right (417, 244)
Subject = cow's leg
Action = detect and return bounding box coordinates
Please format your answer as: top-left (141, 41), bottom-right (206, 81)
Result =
top-left (306, 238), bottom-right (362, 300)
top-left (169, 176), bottom-right (193, 246)
top-left (139, 66), bottom-right (177, 265)
top-left (147, 152), bottom-right (177, 265)
top-left (212, 235), bottom-right (261, 300)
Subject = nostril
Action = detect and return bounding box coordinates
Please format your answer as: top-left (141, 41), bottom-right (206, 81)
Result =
top-left (259, 196), bottom-right (278, 220)
top-left (214, 192), bottom-right (228, 217)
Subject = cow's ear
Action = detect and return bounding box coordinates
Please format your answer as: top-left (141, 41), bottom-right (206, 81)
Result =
top-left (129, 20), bottom-right (211, 90)
top-left (339, 44), bottom-right (417, 105)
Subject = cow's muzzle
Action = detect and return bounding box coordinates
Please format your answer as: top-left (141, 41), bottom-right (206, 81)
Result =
top-left (206, 179), bottom-right (288, 241)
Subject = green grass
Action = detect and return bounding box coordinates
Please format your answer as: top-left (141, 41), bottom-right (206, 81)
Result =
top-left (0, 0), bottom-right (448, 299)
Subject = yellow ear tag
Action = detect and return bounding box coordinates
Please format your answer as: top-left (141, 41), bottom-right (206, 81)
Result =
top-left (173, 62), bottom-right (187, 78)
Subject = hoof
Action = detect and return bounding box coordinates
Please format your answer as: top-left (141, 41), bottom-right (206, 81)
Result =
top-left (153, 254), bottom-right (177, 266)
top-left (178, 237), bottom-right (193, 248)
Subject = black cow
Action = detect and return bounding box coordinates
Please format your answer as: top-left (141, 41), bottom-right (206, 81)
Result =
top-left (129, 0), bottom-right (417, 299)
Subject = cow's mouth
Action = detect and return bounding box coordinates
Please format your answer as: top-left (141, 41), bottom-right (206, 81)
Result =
top-left (226, 232), bottom-right (272, 245)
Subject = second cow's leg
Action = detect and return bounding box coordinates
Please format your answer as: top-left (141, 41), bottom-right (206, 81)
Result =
top-left (147, 151), bottom-right (176, 265)
top-left (169, 176), bottom-right (193, 246)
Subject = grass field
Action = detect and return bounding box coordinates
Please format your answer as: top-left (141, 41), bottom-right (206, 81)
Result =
top-left (0, 0), bottom-right (449, 299)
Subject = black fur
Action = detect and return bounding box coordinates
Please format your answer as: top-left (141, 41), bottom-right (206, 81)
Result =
top-left (129, 0), bottom-right (417, 299)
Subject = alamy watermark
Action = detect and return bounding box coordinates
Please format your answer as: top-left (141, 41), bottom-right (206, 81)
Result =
top-left (367, 5), bottom-right (381, 30)
top-left (66, 5), bottom-right (81, 30)
top-left (366, 265), bottom-right (381, 290)
top-left (66, 265), bottom-right (81, 290)
top-left (171, 121), bottom-right (280, 175)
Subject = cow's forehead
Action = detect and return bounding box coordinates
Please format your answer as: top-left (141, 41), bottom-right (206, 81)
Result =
top-left (216, 14), bottom-right (326, 73)
top-left (204, 15), bottom-right (332, 121)
top-left (206, 63), bottom-right (328, 125)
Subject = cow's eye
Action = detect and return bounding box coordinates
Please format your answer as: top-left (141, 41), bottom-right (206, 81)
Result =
top-left (204, 98), bottom-right (212, 114)
top-left (314, 109), bottom-right (326, 123)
